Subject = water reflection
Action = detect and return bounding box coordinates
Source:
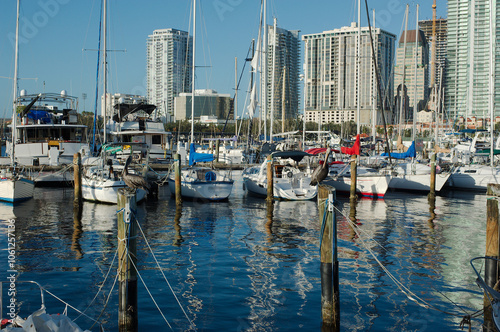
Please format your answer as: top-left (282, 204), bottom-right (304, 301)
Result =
top-left (0, 178), bottom-right (490, 330)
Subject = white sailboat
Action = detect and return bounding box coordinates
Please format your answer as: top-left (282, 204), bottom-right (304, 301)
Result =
top-left (379, 141), bottom-right (451, 192)
top-left (0, 0), bottom-right (35, 203)
top-left (309, 137), bottom-right (390, 198)
top-left (243, 150), bottom-right (317, 200)
top-left (167, 0), bottom-right (234, 201)
top-left (81, 0), bottom-right (147, 204)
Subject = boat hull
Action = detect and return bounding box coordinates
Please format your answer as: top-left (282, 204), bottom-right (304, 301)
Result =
top-left (0, 177), bottom-right (35, 203)
top-left (447, 165), bottom-right (500, 191)
top-left (168, 178), bottom-right (233, 201)
top-left (34, 171), bottom-right (73, 187)
top-left (389, 173), bottom-right (450, 192)
top-left (243, 174), bottom-right (317, 201)
top-left (82, 178), bottom-right (146, 204)
top-left (324, 174), bottom-right (390, 198)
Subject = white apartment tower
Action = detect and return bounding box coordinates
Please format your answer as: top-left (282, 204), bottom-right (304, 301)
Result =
top-left (147, 28), bottom-right (192, 122)
top-left (445, 0), bottom-right (498, 120)
top-left (302, 23), bottom-right (396, 126)
top-left (267, 25), bottom-right (301, 121)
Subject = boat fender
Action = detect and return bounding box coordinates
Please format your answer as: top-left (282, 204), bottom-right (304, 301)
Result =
top-left (205, 171), bottom-right (216, 181)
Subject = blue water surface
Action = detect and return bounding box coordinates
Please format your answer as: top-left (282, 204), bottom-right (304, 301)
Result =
top-left (0, 172), bottom-right (488, 331)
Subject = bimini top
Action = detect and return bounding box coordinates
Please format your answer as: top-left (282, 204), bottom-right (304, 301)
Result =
top-left (270, 150), bottom-right (312, 162)
top-left (113, 103), bottom-right (157, 122)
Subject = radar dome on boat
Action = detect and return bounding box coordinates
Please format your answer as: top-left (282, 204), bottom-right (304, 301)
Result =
top-left (20, 89), bottom-right (27, 96)
top-left (60, 90), bottom-right (67, 97)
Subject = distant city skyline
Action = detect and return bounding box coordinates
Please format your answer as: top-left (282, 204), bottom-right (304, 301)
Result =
top-left (0, 1), bottom-right (446, 122)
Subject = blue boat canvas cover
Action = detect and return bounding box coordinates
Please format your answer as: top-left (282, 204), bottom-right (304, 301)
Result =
top-left (381, 141), bottom-right (416, 159)
top-left (189, 143), bottom-right (214, 165)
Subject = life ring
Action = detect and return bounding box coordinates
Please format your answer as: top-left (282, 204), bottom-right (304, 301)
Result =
top-left (286, 171), bottom-right (293, 178)
top-left (132, 154), bottom-right (141, 162)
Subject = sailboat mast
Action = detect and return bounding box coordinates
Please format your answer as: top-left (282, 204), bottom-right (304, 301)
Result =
top-left (412, 5), bottom-right (419, 141)
top-left (11, 0), bottom-right (20, 167)
top-left (235, 57), bottom-right (238, 142)
top-left (489, 0), bottom-right (495, 167)
top-left (399, 5), bottom-right (409, 138)
top-left (303, 40), bottom-right (307, 146)
top-left (102, 0), bottom-right (107, 145)
top-left (262, 0), bottom-right (267, 143)
top-left (270, 17), bottom-right (277, 143)
top-left (371, 9), bottom-right (376, 145)
top-left (282, 66), bottom-right (286, 133)
top-left (357, 0), bottom-right (361, 136)
top-left (191, 0), bottom-right (196, 144)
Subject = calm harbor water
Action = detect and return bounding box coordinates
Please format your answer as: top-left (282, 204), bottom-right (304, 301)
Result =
top-left (0, 171), bottom-right (490, 331)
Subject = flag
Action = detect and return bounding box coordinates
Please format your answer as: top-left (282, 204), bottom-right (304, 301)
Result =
top-left (341, 134), bottom-right (360, 155)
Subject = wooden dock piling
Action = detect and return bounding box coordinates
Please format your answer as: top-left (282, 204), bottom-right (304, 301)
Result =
top-left (215, 139), bottom-right (220, 163)
top-left (350, 155), bottom-right (357, 200)
top-left (484, 183), bottom-right (500, 330)
top-left (174, 153), bottom-right (182, 206)
top-left (117, 189), bottom-right (138, 332)
top-left (429, 153), bottom-right (436, 197)
top-left (73, 153), bottom-right (82, 204)
top-left (317, 185), bottom-right (339, 331)
top-left (266, 155), bottom-right (274, 203)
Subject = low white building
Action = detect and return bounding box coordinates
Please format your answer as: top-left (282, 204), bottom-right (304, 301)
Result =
top-left (174, 89), bottom-right (233, 122)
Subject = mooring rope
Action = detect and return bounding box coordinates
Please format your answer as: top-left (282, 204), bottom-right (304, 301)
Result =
top-left (87, 269), bottom-right (119, 331)
top-left (332, 202), bottom-right (477, 323)
top-left (133, 216), bottom-right (197, 330)
top-left (41, 288), bottom-right (104, 329)
top-left (127, 252), bottom-right (173, 331)
top-left (73, 247), bottom-right (118, 323)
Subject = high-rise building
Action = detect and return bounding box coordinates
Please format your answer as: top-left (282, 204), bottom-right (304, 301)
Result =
top-left (146, 29), bottom-right (192, 122)
top-left (393, 30), bottom-right (429, 123)
top-left (266, 24), bottom-right (300, 122)
top-left (418, 18), bottom-right (447, 90)
top-left (445, 0), bottom-right (498, 120)
top-left (302, 23), bottom-right (396, 126)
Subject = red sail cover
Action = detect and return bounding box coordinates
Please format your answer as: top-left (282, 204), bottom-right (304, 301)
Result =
top-left (341, 134), bottom-right (360, 155)
top-left (305, 147), bottom-right (340, 155)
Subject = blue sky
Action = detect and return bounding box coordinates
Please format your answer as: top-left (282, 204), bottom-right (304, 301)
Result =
top-left (0, 0), bottom-right (446, 120)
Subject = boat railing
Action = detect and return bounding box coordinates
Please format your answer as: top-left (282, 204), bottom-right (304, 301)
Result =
top-left (470, 257), bottom-right (500, 304)
top-left (329, 162), bottom-right (351, 180)
top-left (0, 280), bottom-right (45, 319)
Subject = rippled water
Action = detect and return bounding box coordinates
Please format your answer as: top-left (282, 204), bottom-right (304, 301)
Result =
top-left (0, 171), bottom-right (489, 331)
